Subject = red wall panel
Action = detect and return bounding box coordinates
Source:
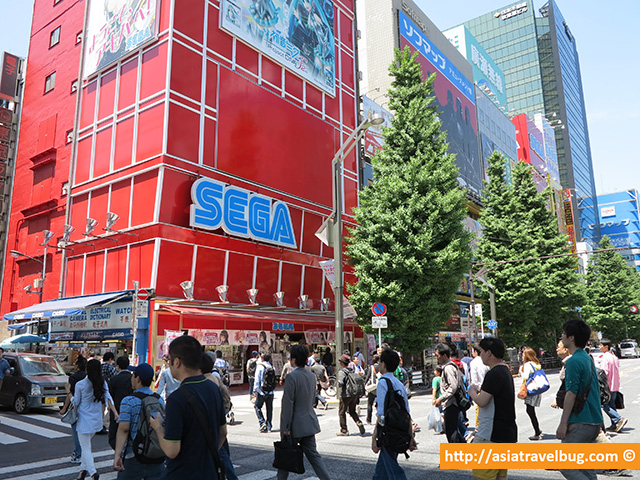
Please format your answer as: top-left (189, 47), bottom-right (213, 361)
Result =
top-left (110, 179), bottom-right (132, 229)
top-left (118, 58), bottom-right (138, 111)
top-left (114, 117), bottom-right (134, 170)
top-left (217, 68), bottom-right (334, 207)
top-left (155, 240), bottom-right (194, 297)
top-left (206, 5), bottom-right (233, 60)
top-left (170, 42), bottom-right (202, 101)
top-left (80, 81), bottom-right (97, 129)
top-left (255, 258), bottom-right (279, 307)
top-left (104, 246), bottom-right (128, 292)
top-left (75, 136), bottom-right (92, 184)
top-left (261, 57), bottom-right (281, 89)
top-left (83, 251), bottom-right (105, 295)
top-left (136, 103), bottom-right (164, 161)
top-left (140, 43), bottom-right (167, 101)
top-left (280, 262), bottom-right (302, 308)
top-left (128, 241), bottom-right (155, 289)
top-left (157, 312), bottom-right (180, 333)
top-left (193, 247), bottom-right (227, 300)
top-left (205, 60), bottom-right (218, 109)
top-left (235, 41), bottom-right (258, 77)
top-left (173, 0), bottom-right (205, 45)
top-left (167, 102), bottom-right (200, 162)
top-left (301, 212), bottom-right (323, 256)
top-left (159, 168), bottom-right (192, 226)
top-left (131, 171), bottom-right (158, 226)
top-left (31, 163), bottom-right (55, 206)
top-left (70, 192), bottom-right (89, 243)
top-left (65, 256), bottom-right (84, 297)
top-left (225, 252), bottom-right (255, 304)
top-left (284, 70), bottom-right (303, 103)
top-left (93, 127), bottom-right (112, 177)
top-left (89, 186), bottom-right (109, 225)
top-left (304, 266), bottom-right (325, 309)
top-left (98, 70), bottom-right (117, 121)
top-left (203, 117), bottom-right (216, 168)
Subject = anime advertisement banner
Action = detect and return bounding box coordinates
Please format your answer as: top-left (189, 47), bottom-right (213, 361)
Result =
top-left (84, 0), bottom-right (159, 78)
top-left (399, 11), bottom-right (482, 195)
top-left (187, 329), bottom-right (272, 348)
top-left (362, 96), bottom-right (393, 156)
top-left (304, 330), bottom-right (352, 344)
top-left (220, 0), bottom-right (336, 96)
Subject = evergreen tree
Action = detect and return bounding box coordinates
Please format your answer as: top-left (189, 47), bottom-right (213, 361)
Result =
top-left (583, 236), bottom-right (640, 341)
top-left (477, 152), bottom-right (582, 350)
top-left (346, 47), bottom-right (471, 353)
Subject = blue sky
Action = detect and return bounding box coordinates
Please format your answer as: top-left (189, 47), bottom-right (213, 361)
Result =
top-left (0, 0), bottom-right (637, 195)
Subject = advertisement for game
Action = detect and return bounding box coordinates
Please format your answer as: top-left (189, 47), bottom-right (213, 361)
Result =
top-left (220, 0), bottom-right (336, 96)
top-left (84, 0), bottom-right (160, 78)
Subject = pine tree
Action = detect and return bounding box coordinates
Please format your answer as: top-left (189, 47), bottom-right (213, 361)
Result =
top-left (583, 236), bottom-right (640, 341)
top-left (346, 47), bottom-right (472, 353)
top-left (477, 152), bottom-right (582, 349)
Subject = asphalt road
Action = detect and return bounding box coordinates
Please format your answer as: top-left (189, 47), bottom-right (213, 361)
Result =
top-left (1, 358), bottom-right (639, 479)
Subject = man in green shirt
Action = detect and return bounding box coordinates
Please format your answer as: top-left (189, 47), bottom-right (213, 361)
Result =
top-left (556, 319), bottom-right (603, 480)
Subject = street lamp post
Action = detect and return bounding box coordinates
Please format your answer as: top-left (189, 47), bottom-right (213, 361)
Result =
top-left (332, 116), bottom-right (384, 358)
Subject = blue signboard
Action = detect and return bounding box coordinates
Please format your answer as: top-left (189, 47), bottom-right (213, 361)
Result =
top-left (190, 178), bottom-right (297, 249)
top-left (399, 11), bottom-right (474, 104)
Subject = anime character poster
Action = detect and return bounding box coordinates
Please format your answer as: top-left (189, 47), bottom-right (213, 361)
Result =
top-left (84, 0), bottom-right (159, 78)
top-left (220, 0), bottom-right (336, 96)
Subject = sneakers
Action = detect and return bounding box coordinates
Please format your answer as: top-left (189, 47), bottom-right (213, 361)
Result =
top-left (323, 403), bottom-right (329, 410)
top-left (615, 418), bottom-right (628, 433)
top-left (529, 433), bottom-right (543, 441)
top-left (358, 422), bottom-right (366, 435)
top-left (259, 424), bottom-right (268, 432)
top-left (336, 430), bottom-right (349, 436)
top-left (70, 454), bottom-right (81, 464)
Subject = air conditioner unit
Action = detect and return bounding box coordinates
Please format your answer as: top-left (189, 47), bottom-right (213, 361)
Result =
top-left (33, 278), bottom-right (43, 289)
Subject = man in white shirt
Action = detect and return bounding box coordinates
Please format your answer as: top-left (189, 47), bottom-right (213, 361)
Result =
top-left (469, 345), bottom-right (489, 431)
top-left (599, 339), bottom-right (627, 432)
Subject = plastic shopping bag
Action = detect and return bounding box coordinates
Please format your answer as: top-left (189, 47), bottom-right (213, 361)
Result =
top-left (427, 405), bottom-right (443, 433)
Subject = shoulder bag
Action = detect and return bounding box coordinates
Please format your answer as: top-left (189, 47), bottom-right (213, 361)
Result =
top-left (273, 435), bottom-right (305, 474)
top-left (180, 387), bottom-right (225, 480)
top-left (526, 364), bottom-right (550, 396)
top-left (61, 402), bottom-right (78, 425)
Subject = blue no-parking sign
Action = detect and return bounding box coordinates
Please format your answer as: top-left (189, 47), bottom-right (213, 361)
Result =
top-left (371, 303), bottom-right (387, 316)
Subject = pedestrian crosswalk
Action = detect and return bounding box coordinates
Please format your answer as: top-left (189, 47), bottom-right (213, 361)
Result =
top-left (0, 412), bottom-right (70, 445)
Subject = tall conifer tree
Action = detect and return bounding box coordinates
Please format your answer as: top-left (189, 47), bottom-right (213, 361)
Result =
top-left (346, 47), bottom-right (471, 353)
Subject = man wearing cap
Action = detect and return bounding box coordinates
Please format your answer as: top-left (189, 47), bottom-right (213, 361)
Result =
top-left (336, 354), bottom-right (365, 436)
top-left (113, 363), bottom-right (165, 479)
top-left (246, 351), bottom-right (259, 401)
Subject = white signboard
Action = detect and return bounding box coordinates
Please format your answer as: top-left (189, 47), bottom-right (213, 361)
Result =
top-left (135, 299), bottom-right (149, 318)
top-left (220, 0), bottom-right (336, 96)
top-left (600, 206), bottom-right (616, 218)
top-left (84, 0), bottom-right (160, 78)
top-left (372, 316), bottom-right (388, 328)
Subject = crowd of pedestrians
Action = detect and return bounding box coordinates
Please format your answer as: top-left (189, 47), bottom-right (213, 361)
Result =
top-left (53, 317), bottom-right (634, 480)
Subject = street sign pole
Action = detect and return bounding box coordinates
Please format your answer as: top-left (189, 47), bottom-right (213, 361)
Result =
top-left (132, 281), bottom-right (140, 365)
top-left (378, 327), bottom-right (382, 350)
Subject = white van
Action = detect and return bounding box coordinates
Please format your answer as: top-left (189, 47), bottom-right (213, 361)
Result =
top-left (619, 340), bottom-right (640, 358)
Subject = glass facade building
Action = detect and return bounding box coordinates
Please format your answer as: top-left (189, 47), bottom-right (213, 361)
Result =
top-left (457, 0), bottom-right (600, 245)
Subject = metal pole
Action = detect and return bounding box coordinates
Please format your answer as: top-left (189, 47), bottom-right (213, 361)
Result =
top-left (469, 272), bottom-right (476, 344)
top-left (37, 246), bottom-right (46, 335)
top-left (132, 281), bottom-right (140, 365)
top-left (378, 327), bottom-right (382, 350)
top-left (333, 158), bottom-right (344, 360)
top-left (490, 286), bottom-right (497, 335)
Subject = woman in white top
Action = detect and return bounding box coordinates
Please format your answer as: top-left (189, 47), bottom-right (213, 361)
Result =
top-left (72, 359), bottom-right (117, 480)
top-left (519, 347), bottom-right (543, 441)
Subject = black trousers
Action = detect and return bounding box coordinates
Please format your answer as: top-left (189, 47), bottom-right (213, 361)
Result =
top-left (338, 396), bottom-right (361, 432)
top-left (444, 404), bottom-right (464, 443)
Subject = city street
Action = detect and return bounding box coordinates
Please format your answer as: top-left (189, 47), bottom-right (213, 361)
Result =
top-left (1, 359), bottom-right (639, 479)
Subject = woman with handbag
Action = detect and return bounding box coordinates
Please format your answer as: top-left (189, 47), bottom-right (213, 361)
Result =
top-left (71, 358), bottom-right (118, 480)
top-left (519, 348), bottom-right (543, 441)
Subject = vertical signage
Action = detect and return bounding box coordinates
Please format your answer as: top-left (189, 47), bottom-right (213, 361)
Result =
top-left (0, 53), bottom-right (19, 101)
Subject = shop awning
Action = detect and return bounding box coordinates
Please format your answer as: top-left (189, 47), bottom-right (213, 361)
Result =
top-left (3, 291), bottom-right (129, 322)
top-left (7, 319), bottom-right (40, 330)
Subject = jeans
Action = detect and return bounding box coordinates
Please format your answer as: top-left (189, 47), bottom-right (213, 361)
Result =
top-left (314, 385), bottom-right (327, 407)
top-left (559, 423), bottom-right (600, 480)
top-left (372, 446), bottom-right (407, 480)
top-left (254, 393), bottom-right (273, 430)
top-left (367, 391), bottom-right (377, 423)
top-left (443, 404), bottom-right (463, 443)
top-left (338, 396), bottom-right (361, 432)
top-left (116, 457), bottom-right (164, 480)
top-left (602, 391), bottom-right (622, 427)
top-left (71, 422), bottom-right (82, 458)
top-left (248, 378), bottom-right (255, 398)
top-left (219, 440), bottom-right (239, 480)
top-left (277, 435), bottom-right (331, 480)
top-left (78, 432), bottom-right (96, 476)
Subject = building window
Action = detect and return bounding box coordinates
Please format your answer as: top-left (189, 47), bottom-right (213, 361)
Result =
top-left (70, 79), bottom-right (78, 94)
top-left (54, 0), bottom-right (62, 4)
top-left (76, 31), bottom-right (83, 45)
top-left (50, 27), bottom-right (61, 48)
top-left (44, 72), bottom-right (56, 93)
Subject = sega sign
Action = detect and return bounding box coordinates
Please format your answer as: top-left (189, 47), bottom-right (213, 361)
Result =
top-left (189, 178), bottom-right (297, 249)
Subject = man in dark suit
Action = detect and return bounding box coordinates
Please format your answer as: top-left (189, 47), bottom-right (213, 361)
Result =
top-left (277, 344), bottom-right (331, 480)
top-left (107, 355), bottom-right (133, 449)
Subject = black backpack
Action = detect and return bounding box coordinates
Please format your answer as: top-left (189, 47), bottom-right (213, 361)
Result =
top-left (596, 367), bottom-right (612, 406)
top-left (131, 392), bottom-right (166, 464)
top-left (247, 358), bottom-right (258, 377)
top-left (377, 377), bottom-right (412, 457)
top-left (213, 366), bottom-right (230, 386)
top-left (261, 367), bottom-right (277, 393)
top-left (342, 369), bottom-right (366, 398)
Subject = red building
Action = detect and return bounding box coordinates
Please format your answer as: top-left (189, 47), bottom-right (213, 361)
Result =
top-left (2, 0), bottom-right (362, 375)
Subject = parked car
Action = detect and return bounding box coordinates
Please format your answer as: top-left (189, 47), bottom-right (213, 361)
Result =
top-left (0, 352), bottom-right (68, 413)
top-left (619, 340), bottom-right (640, 358)
top-left (589, 347), bottom-right (604, 367)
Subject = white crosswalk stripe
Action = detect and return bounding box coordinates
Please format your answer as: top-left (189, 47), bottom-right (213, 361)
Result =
top-left (0, 431), bottom-right (26, 445)
top-left (0, 415), bottom-right (69, 441)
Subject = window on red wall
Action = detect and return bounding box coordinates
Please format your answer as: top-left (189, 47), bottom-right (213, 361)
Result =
top-left (31, 163), bottom-right (56, 206)
top-left (44, 72), bottom-right (56, 93)
top-left (50, 27), bottom-right (61, 48)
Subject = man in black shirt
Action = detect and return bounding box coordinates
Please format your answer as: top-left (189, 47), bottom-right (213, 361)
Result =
top-left (107, 356), bottom-right (133, 449)
top-left (469, 337), bottom-right (517, 480)
top-left (322, 347), bottom-right (333, 376)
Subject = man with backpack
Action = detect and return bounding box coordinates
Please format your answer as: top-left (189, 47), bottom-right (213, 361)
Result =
top-left (246, 351), bottom-right (259, 401)
top-left (372, 349), bottom-right (416, 479)
top-left (433, 343), bottom-right (465, 443)
top-left (336, 354), bottom-right (366, 436)
top-left (253, 352), bottom-right (276, 432)
top-left (113, 363), bottom-right (165, 479)
top-left (599, 339), bottom-right (628, 433)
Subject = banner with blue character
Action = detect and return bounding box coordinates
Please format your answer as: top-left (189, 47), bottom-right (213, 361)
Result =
top-left (221, 0), bottom-right (336, 96)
